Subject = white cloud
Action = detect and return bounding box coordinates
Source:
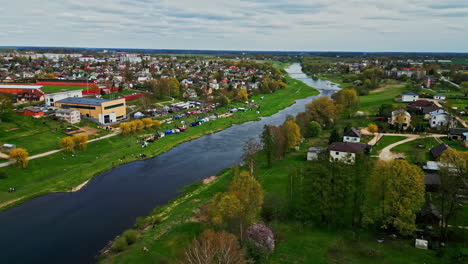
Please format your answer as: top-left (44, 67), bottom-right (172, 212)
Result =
top-left (1, 0), bottom-right (467, 52)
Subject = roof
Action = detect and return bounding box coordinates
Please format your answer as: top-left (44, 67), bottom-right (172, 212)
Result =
top-left (449, 128), bottom-right (468, 135)
top-left (344, 127), bottom-right (361, 138)
top-left (56, 97), bottom-right (111, 106)
top-left (403, 92), bottom-right (418, 95)
top-left (434, 94), bottom-right (446, 97)
top-left (422, 107), bottom-right (440, 114)
top-left (424, 173), bottom-right (441, 185)
top-left (392, 109), bottom-right (411, 117)
top-left (308, 147), bottom-right (325, 153)
top-left (430, 143), bottom-right (449, 159)
top-left (0, 85), bottom-right (43, 89)
top-left (408, 100), bottom-right (434, 108)
top-left (56, 108), bottom-right (79, 114)
top-left (328, 142), bottom-right (368, 153)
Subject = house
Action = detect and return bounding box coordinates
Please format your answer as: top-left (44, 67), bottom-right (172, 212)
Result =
top-left (328, 142), bottom-right (369, 164)
top-left (422, 107), bottom-right (441, 120)
top-left (430, 143), bottom-right (449, 160)
top-left (448, 128), bottom-right (468, 140)
top-left (429, 109), bottom-right (450, 129)
top-left (55, 109), bottom-right (81, 124)
top-left (407, 100), bottom-right (435, 113)
top-left (463, 133), bottom-right (468, 148)
top-left (343, 127), bottom-right (361, 143)
top-left (44, 90), bottom-right (82, 107)
top-left (402, 92), bottom-right (419, 102)
top-left (433, 94), bottom-right (446, 100)
top-left (389, 109), bottom-right (411, 128)
top-left (0, 84), bottom-right (45, 102)
top-left (307, 147), bottom-right (325, 161)
top-left (16, 106), bottom-right (44, 117)
top-left (183, 88), bottom-right (197, 99)
top-left (55, 97), bottom-right (126, 125)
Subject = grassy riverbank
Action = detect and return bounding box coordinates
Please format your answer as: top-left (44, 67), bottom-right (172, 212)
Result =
top-left (0, 74), bottom-right (319, 210)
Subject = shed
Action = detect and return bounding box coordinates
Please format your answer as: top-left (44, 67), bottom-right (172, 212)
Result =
top-left (430, 143), bottom-right (449, 160)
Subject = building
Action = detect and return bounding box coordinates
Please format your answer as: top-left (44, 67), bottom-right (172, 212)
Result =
top-left (0, 84), bottom-right (45, 102)
top-left (44, 90), bottom-right (82, 107)
top-left (389, 109), bottom-right (411, 128)
top-left (307, 147), bottom-right (325, 161)
top-left (448, 128), bottom-right (468, 140)
top-left (343, 128), bottom-right (361, 143)
top-left (16, 106), bottom-right (44, 117)
top-left (430, 143), bottom-right (449, 160)
top-left (402, 92), bottom-right (419, 102)
top-left (429, 110), bottom-right (450, 129)
top-left (433, 94), bottom-right (446, 100)
top-left (119, 54), bottom-right (142, 64)
top-left (55, 97), bottom-right (126, 125)
top-left (328, 142), bottom-right (369, 164)
top-left (55, 109), bottom-right (81, 124)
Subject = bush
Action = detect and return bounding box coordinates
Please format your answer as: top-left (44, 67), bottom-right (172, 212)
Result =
top-left (123, 229), bottom-right (138, 244)
top-left (0, 171), bottom-right (7, 179)
top-left (111, 236), bottom-right (128, 253)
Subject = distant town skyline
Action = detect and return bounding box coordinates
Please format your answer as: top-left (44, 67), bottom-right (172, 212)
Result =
top-left (3, 0), bottom-right (468, 52)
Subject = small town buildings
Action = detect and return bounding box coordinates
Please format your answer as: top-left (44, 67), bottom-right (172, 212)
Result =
top-left (429, 109), bottom-right (450, 129)
top-left (430, 143), bottom-right (449, 160)
top-left (16, 106), bottom-right (44, 117)
top-left (55, 97), bottom-right (126, 125)
top-left (55, 109), bottom-right (81, 124)
top-left (307, 147), bottom-right (325, 161)
top-left (343, 128), bottom-right (361, 143)
top-left (44, 90), bottom-right (82, 107)
top-left (448, 128), bottom-right (468, 140)
top-left (389, 109), bottom-right (411, 128)
top-left (0, 84), bottom-right (45, 102)
top-left (433, 94), bottom-right (446, 100)
top-left (402, 92), bottom-right (419, 102)
top-left (328, 142), bottom-right (369, 164)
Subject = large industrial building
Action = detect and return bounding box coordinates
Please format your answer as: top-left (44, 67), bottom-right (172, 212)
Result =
top-left (55, 97), bottom-right (126, 125)
top-left (44, 90), bottom-right (83, 107)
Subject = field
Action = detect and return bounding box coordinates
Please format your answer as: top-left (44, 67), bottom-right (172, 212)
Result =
top-left (391, 137), bottom-right (440, 163)
top-left (41, 86), bottom-right (85, 93)
top-left (0, 74), bottom-right (319, 210)
top-left (370, 136), bottom-right (406, 155)
top-left (359, 85), bottom-right (406, 113)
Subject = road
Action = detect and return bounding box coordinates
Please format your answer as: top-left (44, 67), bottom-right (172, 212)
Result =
top-left (440, 76), bottom-right (460, 89)
top-left (377, 134), bottom-right (447, 161)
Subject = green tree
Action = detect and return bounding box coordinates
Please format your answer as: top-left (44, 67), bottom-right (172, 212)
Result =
top-left (306, 97), bottom-right (338, 129)
top-left (60, 137), bottom-right (75, 153)
top-left (309, 121), bottom-right (321, 138)
top-left (261, 125), bottom-right (273, 168)
top-left (363, 160), bottom-right (425, 236)
top-left (168, 77), bottom-right (180, 98)
top-left (328, 128), bottom-right (341, 144)
top-left (282, 120), bottom-right (302, 149)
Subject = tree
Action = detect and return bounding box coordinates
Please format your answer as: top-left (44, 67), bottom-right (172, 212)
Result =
top-left (134, 120), bottom-right (144, 132)
top-left (242, 139), bottom-right (261, 177)
top-left (73, 134), bottom-right (88, 151)
top-left (328, 128), bottom-right (341, 144)
top-left (363, 160), bottom-right (425, 235)
top-left (282, 120), bottom-right (302, 149)
top-left (129, 121), bottom-right (138, 133)
top-left (306, 97), bottom-right (338, 129)
top-left (60, 137), bottom-right (75, 152)
top-left (168, 77), bottom-right (180, 98)
top-left (141, 118), bottom-right (154, 129)
top-left (295, 112), bottom-right (311, 138)
top-left (153, 120), bottom-right (161, 130)
top-left (461, 82), bottom-right (468, 97)
top-left (217, 95), bottom-right (230, 107)
top-left (332, 88), bottom-right (359, 109)
top-left (0, 93), bottom-right (13, 121)
top-left (120, 123), bottom-right (131, 136)
top-left (367, 123), bottom-right (378, 134)
top-left (9, 148), bottom-right (29, 168)
top-left (182, 229), bottom-right (246, 264)
top-left (44, 73), bottom-right (55, 79)
top-left (309, 121), bottom-right (321, 138)
top-left (237, 89), bottom-right (248, 102)
top-left (438, 149), bottom-right (468, 241)
top-left (261, 125), bottom-right (273, 168)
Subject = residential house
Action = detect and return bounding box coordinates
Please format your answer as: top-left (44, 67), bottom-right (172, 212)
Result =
top-left (55, 109), bottom-right (81, 124)
top-left (433, 94), bottom-right (446, 100)
top-left (448, 128), bottom-right (468, 140)
top-left (430, 143), bottom-right (449, 160)
top-left (183, 88), bottom-right (197, 99)
top-left (307, 147), bottom-right (325, 161)
top-left (343, 127), bottom-right (361, 143)
top-left (402, 92), bottom-right (419, 102)
top-left (328, 142), bottom-right (369, 164)
top-left (389, 109), bottom-right (411, 128)
top-left (44, 90), bottom-right (82, 107)
top-left (16, 106), bottom-right (44, 117)
top-left (429, 109), bottom-right (451, 129)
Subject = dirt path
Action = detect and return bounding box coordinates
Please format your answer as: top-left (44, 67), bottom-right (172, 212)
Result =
top-left (378, 134), bottom-right (447, 161)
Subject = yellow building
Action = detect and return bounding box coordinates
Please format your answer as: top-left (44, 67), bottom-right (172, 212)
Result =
top-left (55, 97), bottom-right (126, 125)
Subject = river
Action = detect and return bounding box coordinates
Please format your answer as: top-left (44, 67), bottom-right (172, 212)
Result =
top-left (0, 63), bottom-right (339, 264)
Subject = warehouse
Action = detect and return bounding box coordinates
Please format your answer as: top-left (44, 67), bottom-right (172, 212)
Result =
top-left (55, 97), bottom-right (126, 125)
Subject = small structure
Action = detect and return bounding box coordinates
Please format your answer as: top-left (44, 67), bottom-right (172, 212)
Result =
top-left (423, 76), bottom-right (437, 89)
top-left (448, 128), bottom-right (468, 140)
top-left (402, 92), bottom-right (419, 102)
top-left (343, 127), bottom-right (361, 143)
top-left (424, 172), bottom-right (441, 192)
top-left (463, 133), bottom-right (468, 148)
top-left (328, 142), bottom-right (369, 164)
top-left (307, 147), bottom-right (325, 161)
top-left (415, 239), bottom-right (428, 250)
top-left (55, 109), bottom-right (81, 124)
top-left (430, 143), bottom-right (449, 160)
top-left (16, 106), bottom-right (44, 117)
top-left (433, 94), bottom-right (446, 100)
top-left (389, 109), bottom-right (411, 128)
top-left (134, 112), bottom-right (144, 119)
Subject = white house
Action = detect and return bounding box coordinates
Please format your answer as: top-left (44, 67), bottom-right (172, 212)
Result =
top-left (433, 94), bottom-right (446, 100)
top-left (343, 127), bottom-right (361, 143)
top-left (44, 90), bottom-right (82, 107)
top-left (328, 142), bottom-right (368, 164)
top-left (402, 92), bottom-right (419, 102)
top-left (429, 109), bottom-right (450, 129)
top-left (307, 147), bottom-right (325, 161)
top-left (55, 109), bottom-right (81, 124)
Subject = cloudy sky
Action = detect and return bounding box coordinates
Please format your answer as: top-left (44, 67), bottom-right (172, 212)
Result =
top-left (2, 0), bottom-right (467, 52)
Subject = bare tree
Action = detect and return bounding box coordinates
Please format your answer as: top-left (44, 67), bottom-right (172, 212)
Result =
top-left (242, 138), bottom-right (261, 177)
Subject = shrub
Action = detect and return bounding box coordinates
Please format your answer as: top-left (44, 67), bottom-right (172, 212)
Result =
top-left (9, 148), bottom-right (29, 168)
top-left (123, 229), bottom-right (138, 244)
top-left (0, 171), bottom-right (7, 179)
top-left (111, 236), bottom-right (128, 253)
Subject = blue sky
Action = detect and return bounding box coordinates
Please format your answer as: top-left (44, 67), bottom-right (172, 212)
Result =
top-left (2, 0), bottom-right (467, 52)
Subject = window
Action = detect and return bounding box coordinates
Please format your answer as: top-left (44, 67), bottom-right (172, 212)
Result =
top-left (336, 152), bottom-right (339, 155)
top-left (104, 103), bottom-right (124, 110)
top-left (61, 104), bottom-right (95, 110)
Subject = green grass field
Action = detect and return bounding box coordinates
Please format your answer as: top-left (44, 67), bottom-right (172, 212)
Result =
top-left (370, 136), bottom-right (407, 155)
top-left (391, 137), bottom-right (440, 163)
top-left (41, 86), bottom-right (85, 93)
top-left (359, 85), bottom-right (406, 114)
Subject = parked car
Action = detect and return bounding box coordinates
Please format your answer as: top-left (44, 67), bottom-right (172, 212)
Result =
top-left (178, 127), bottom-right (187, 132)
top-left (190, 122), bottom-right (198, 127)
top-left (165, 130), bottom-right (173, 135)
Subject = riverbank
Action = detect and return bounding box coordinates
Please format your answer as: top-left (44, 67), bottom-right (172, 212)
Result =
top-left (0, 73), bottom-right (319, 211)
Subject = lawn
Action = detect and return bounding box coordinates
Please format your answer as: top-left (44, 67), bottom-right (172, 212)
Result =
top-left (370, 136), bottom-right (407, 155)
top-left (441, 138), bottom-right (467, 152)
top-left (41, 86), bottom-right (85, 93)
top-left (0, 74), bottom-right (319, 210)
top-left (391, 137), bottom-right (440, 163)
top-left (359, 85), bottom-right (406, 114)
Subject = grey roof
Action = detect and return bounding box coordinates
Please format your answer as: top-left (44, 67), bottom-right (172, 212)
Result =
top-left (308, 147), bottom-right (325, 153)
top-left (449, 128), bottom-right (468, 136)
top-left (430, 143), bottom-right (449, 159)
top-left (344, 127), bottom-right (361, 138)
top-left (56, 97), bottom-right (111, 106)
top-left (424, 173), bottom-right (441, 185)
top-left (328, 142), bottom-right (368, 153)
top-left (403, 92), bottom-right (418, 95)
